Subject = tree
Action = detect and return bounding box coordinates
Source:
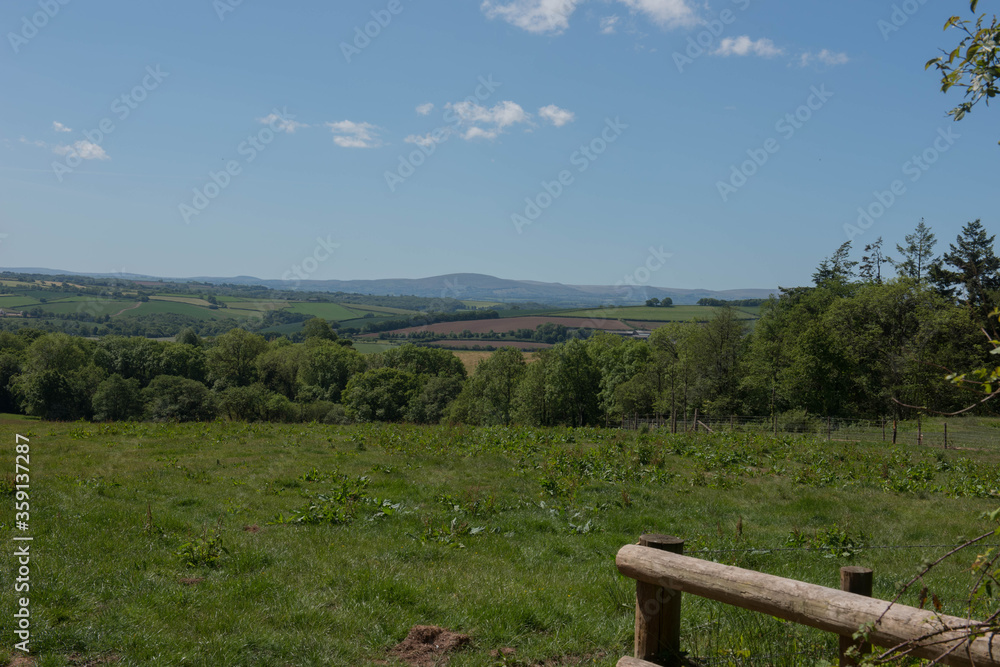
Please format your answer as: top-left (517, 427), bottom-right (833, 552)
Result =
top-left (661, 297), bottom-right (673, 307)
top-left (302, 317), bottom-right (337, 341)
top-left (645, 298), bottom-right (660, 307)
top-left (143, 375), bottom-right (217, 422)
top-left (205, 329), bottom-right (268, 389)
top-left (342, 367), bottom-right (419, 422)
top-left (893, 219), bottom-right (937, 282)
top-left (926, 0), bottom-right (1000, 142)
top-left (812, 241), bottom-right (857, 287)
top-left (929, 219), bottom-right (1000, 317)
top-left (92, 374), bottom-right (143, 421)
top-left (447, 346), bottom-right (525, 425)
top-left (859, 237), bottom-right (892, 284)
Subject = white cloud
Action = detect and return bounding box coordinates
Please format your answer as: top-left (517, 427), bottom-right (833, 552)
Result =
top-left (617, 0), bottom-right (698, 28)
top-left (405, 130), bottom-right (451, 147)
top-left (799, 50), bottom-right (850, 67)
top-left (480, 0), bottom-right (582, 34)
top-left (52, 121), bottom-right (71, 133)
top-left (325, 120), bottom-right (382, 148)
top-left (53, 140), bottom-right (109, 160)
top-left (713, 36), bottom-right (784, 58)
top-left (259, 113), bottom-right (308, 133)
top-left (538, 104), bottom-right (575, 127)
top-left (415, 103), bottom-right (435, 115)
top-left (446, 100), bottom-right (530, 140)
top-left (20, 137), bottom-right (47, 148)
top-left (481, 0), bottom-right (697, 33)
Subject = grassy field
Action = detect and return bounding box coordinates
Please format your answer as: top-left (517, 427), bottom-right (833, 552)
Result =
top-left (286, 303), bottom-right (365, 321)
top-left (553, 305), bottom-right (761, 323)
top-left (2, 419), bottom-right (999, 666)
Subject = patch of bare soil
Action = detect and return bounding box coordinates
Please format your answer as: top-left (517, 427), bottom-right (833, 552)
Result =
top-left (390, 625), bottom-right (470, 666)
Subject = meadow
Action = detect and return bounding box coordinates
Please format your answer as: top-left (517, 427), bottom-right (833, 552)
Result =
top-left (553, 305), bottom-right (762, 324)
top-left (2, 418), bottom-right (999, 666)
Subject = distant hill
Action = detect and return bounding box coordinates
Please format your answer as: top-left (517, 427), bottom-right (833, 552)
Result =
top-left (2, 268), bottom-right (776, 307)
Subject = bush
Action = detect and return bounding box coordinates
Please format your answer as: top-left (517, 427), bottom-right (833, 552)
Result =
top-left (92, 374), bottom-right (143, 421)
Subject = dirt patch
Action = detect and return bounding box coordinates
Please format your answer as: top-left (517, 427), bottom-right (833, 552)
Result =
top-left (178, 577), bottom-right (204, 586)
top-left (390, 625), bottom-right (470, 666)
top-left (243, 524), bottom-right (260, 533)
top-left (10, 655), bottom-right (36, 667)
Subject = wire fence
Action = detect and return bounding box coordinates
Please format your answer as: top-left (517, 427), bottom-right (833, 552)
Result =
top-left (622, 414), bottom-right (1000, 450)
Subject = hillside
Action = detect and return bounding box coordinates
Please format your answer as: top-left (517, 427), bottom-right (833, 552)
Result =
top-left (5, 268), bottom-right (776, 307)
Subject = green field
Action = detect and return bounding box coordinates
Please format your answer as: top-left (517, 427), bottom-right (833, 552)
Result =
top-left (285, 302), bottom-right (365, 321)
top-left (351, 340), bottom-right (402, 354)
top-left (2, 420), bottom-right (998, 666)
top-left (116, 301), bottom-right (235, 320)
top-left (553, 305), bottom-right (761, 323)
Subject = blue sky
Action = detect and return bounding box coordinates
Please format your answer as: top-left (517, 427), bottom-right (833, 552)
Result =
top-left (0, 0), bottom-right (996, 291)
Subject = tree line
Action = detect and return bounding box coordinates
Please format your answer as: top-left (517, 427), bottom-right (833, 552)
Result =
top-left (1, 219), bottom-right (996, 426)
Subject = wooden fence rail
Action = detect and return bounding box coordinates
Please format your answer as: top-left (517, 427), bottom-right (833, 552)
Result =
top-left (616, 534), bottom-right (1000, 667)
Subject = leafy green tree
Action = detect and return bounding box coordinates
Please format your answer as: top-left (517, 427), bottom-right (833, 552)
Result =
top-left (297, 341), bottom-right (364, 402)
top-left (893, 219), bottom-right (937, 281)
top-left (92, 374), bottom-right (143, 421)
top-left (448, 346), bottom-right (525, 425)
top-left (205, 329), bottom-right (268, 389)
top-left (926, 0), bottom-right (1000, 141)
top-left (143, 375), bottom-right (217, 422)
top-left (342, 367), bottom-right (419, 422)
top-left (11, 333), bottom-right (101, 420)
top-left (405, 375), bottom-right (464, 424)
top-left (175, 327), bottom-right (202, 346)
top-left (645, 298), bottom-right (660, 307)
top-left (546, 339), bottom-right (601, 426)
top-left (302, 317), bottom-right (337, 341)
top-left (255, 344), bottom-right (304, 400)
top-left (588, 333), bottom-right (651, 425)
top-left (929, 219), bottom-right (1000, 317)
top-left (92, 336), bottom-right (163, 386)
top-left (158, 342), bottom-right (208, 384)
top-left (372, 344), bottom-right (466, 381)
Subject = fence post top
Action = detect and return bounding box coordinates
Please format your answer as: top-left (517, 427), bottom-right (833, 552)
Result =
top-left (841, 566), bottom-right (873, 575)
top-left (639, 534), bottom-right (685, 549)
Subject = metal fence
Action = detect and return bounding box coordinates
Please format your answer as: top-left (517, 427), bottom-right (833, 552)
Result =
top-left (622, 414), bottom-right (1000, 450)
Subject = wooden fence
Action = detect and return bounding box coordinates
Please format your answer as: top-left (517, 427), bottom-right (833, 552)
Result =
top-left (616, 534), bottom-right (1000, 667)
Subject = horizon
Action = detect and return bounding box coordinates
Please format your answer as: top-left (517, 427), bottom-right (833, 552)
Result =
top-left (1, 1), bottom-right (996, 291)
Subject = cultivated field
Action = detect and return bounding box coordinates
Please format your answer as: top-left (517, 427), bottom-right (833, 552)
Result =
top-left (365, 316), bottom-right (635, 338)
top-left (427, 340), bottom-right (554, 350)
top-left (554, 305), bottom-right (761, 322)
top-left (2, 418), bottom-right (998, 666)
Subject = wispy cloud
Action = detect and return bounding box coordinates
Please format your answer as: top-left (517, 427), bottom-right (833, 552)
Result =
top-left (600, 15), bottom-right (620, 34)
top-left (446, 100), bottom-right (530, 140)
top-left (713, 36), bottom-right (784, 58)
top-left (480, 0), bottom-right (582, 34)
top-left (259, 113), bottom-right (308, 133)
top-left (415, 103), bottom-right (435, 116)
top-left (405, 130), bottom-right (450, 148)
top-left (618, 0), bottom-right (698, 29)
top-left (800, 49), bottom-right (849, 67)
top-left (326, 120), bottom-right (383, 148)
top-left (538, 104), bottom-right (575, 127)
top-left (52, 121), bottom-right (71, 133)
top-left (53, 141), bottom-right (109, 160)
top-left (481, 0), bottom-right (697, 34)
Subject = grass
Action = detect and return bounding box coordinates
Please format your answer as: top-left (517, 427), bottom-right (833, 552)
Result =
top-left (1, 421), bottom-right (998, 666)
top-left (285, 303), bottom-right (364, 321)
top-left (552, 306), bottom-right (761, 323)
top-left (351, 340), bottom-right (402, 354)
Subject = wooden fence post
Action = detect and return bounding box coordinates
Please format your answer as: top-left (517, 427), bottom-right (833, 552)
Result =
top-left (944, 421), bottom-right (948, 450)
top-left (634, 534), bottom-right (684, 666)
top-left (839, 567), bottom-right (874, 666)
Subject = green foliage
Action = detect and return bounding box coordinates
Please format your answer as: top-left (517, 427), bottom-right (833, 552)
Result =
top-left (92, 373), bottom-right (143, 421)
top-left (927, 1), bottom-right (1000, 139)
top-left (143, 375), bottom-right (217, 422)
top-left (176, 528), bottom-right (228, 568)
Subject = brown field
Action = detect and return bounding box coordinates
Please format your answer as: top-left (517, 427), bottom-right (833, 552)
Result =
top-left (448, 349), bottom-right (539, 374)
top-left (429, 340), bottom-right (554, 350)
top-left (366, 316), bottom-right (635, 338)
